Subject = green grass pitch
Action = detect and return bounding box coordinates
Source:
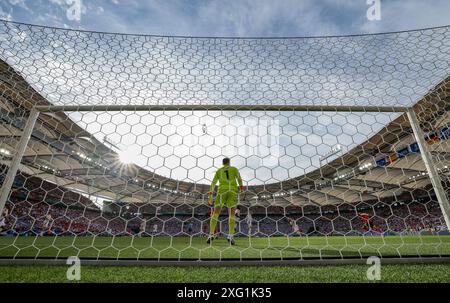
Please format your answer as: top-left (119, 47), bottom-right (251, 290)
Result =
top-left (0, 235), bottom-right (449, 259)
top-left (0, 264), bottom-right (450, 283)
top-left (0, 235), bottom-right (449, 282)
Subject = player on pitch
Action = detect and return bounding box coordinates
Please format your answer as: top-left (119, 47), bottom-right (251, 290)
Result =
top-left (207, 157), bottom-right (245, 245)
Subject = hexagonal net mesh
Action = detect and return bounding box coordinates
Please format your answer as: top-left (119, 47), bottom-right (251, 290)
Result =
top-left (0, 20), bottom-right (449, 262)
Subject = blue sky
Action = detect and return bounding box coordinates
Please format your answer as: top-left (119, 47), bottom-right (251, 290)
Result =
top-left (0, 0), bottom-right (449, 37)
top-left (0, 1), bottom-right (449, 186)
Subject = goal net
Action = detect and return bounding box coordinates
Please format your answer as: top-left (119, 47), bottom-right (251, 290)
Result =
top-left (0, 20), bottom-right (449, 263)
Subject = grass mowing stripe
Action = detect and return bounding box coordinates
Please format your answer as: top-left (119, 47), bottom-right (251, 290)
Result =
top-left (0, 235), bottom-right (448, 259)
top-left (0, 264), bottom-right (449, 283)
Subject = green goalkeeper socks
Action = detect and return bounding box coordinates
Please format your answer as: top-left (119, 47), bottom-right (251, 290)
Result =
top-left (209, 213), bottom-right (236, 236)
top-left (209, 212), bottom-right (219, 235)
top-left (229, 215), bottom-right (236, 236)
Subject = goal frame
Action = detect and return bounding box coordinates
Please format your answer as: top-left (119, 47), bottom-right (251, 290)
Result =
top-left (0, 104), bottom-right (449, 265)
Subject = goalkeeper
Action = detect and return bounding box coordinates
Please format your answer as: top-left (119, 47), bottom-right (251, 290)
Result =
top-left (207, 157), bottom-right (244, 245)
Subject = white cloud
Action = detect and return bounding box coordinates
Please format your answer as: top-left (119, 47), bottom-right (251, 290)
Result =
top-left (8, 0), bottom-right (24, 6)
top-left (360, 0), bottom-right (450, 33)
top-left (0, 6), bottom-right (13, 21)
top-left (81, 0), bottom-right (450, 37)
top-left (48, 0), bottom-right (66, 6)
top-left (3, 0), bottom-right (450, 36)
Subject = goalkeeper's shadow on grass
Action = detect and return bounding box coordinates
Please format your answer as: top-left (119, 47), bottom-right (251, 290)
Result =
top-left (265, 245), bottom-right (365, 258)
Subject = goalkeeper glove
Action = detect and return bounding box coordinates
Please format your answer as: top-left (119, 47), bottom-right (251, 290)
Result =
top-left (208, 191), bottom-right (214, 205)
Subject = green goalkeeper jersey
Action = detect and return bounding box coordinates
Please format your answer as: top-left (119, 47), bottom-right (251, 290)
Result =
top-left (210, 165), bottom-right (243, 192)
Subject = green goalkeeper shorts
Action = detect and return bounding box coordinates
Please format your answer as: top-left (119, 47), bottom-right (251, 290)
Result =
top-left (215, 188), bottom-right (238, 208)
